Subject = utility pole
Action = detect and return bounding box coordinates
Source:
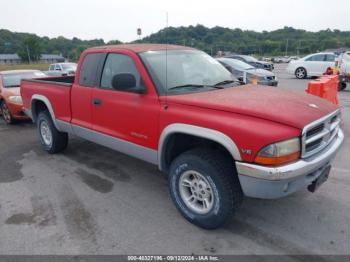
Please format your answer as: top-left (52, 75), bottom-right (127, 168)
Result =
top-left (285, 39), bottom-right (289, 56)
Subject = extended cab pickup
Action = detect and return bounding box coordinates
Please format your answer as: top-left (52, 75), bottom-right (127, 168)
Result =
top-left (21, 44), bottom-right (344, 229)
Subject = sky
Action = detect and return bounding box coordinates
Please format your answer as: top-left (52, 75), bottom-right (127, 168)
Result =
top-left (1, 0), bottom-right (349, 42)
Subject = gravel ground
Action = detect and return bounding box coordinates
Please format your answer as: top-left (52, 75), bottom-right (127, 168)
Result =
top-left (0, 64), bottom-right (349, 256)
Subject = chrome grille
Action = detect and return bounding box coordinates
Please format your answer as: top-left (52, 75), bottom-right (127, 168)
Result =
top-left (301, 110), bottom-right (341, 158)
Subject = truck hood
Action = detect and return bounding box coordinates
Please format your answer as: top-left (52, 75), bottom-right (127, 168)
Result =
top-left (164, 85), bottom-right (338, 129)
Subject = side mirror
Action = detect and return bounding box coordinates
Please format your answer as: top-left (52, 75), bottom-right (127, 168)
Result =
top-left (111, 73), bottom-right (145, 94)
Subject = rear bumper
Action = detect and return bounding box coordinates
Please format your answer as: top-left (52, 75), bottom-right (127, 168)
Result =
top-left (236, 128), bottom-right (344, 199)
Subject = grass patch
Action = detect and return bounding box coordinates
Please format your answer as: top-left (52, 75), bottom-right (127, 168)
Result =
top-left (0, 63), bottom-right (49, 71)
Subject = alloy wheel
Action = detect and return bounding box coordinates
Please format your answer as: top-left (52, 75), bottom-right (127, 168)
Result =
top-left (40, 120), bottom-right (53, 146)
top-left (1, 103), bottom-right (12, 124)
top-left (179, 170), bottom-right (214, 214)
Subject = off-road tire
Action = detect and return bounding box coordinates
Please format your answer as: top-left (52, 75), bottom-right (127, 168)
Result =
top-left (168, 148), bottom-right (243, 229)
top-left (37, 110), bottom-right (68, 154)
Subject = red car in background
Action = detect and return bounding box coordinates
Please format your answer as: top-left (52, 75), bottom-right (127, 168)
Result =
top-left (0, 70), bottom-right (46, 124)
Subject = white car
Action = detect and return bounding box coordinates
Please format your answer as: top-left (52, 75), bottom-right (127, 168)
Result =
top-left (339, 52), bottom-right (350, 76)
top-left (274, 56), bottom-right (291, 63)
top-left (286, 52), bottom-right (337, 79)
top-left (46, 63), bottom-right (77, 77)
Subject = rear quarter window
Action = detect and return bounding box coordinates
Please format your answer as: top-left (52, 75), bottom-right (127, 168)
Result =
top-left (79, 53), bottom-right (107, 87)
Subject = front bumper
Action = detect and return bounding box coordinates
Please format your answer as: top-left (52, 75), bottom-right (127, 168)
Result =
top-left (236, 129), bottom-right (344, 199)
top-left (259, 80), bottom-right (278, 86)
top-left (7, 102), bottom-right (30, 120)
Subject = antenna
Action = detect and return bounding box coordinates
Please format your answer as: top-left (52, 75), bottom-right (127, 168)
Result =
top-left (165, 12), bottom-right (168, 93)
top-left (165, 12), bottom-right (169, 103)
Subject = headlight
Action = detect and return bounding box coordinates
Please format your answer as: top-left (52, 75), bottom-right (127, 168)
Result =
top-left (8, 96), bottom-right (23, 105)
top-left (255, 138), bottom-right (300, 166)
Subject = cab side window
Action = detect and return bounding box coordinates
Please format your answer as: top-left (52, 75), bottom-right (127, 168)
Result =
top-left (79, 53), bottom-right (107, 87)
top-left (100, 53), bottom-right (143, 91)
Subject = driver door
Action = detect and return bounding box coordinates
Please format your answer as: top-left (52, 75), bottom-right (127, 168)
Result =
top-left (91, 52), bottom-right (160, 150)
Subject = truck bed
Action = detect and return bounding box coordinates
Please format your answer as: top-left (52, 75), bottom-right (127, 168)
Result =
top-left (21, 76), bottom-right (74, 123)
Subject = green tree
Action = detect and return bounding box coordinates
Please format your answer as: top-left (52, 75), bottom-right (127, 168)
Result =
top-left (17, 36), bottom-right (42, 63)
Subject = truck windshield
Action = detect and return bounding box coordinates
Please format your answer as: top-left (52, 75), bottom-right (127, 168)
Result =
top-left (2, 71), bottom-right (46, 88)
top-left (139, 50), bottom-right (237, 95)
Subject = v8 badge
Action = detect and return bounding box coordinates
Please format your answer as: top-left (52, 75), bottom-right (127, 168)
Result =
top-left (241, 148), bottom-right (252, 155)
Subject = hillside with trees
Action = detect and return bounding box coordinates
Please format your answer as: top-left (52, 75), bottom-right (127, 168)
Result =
top-left (137, 25), bottom-right (350, 56)
top-left (0, 29), bottom-right (121, 61)
top-left (1, 25), bottom-right (350, 62)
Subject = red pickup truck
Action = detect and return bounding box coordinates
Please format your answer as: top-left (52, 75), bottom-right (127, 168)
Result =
top-left (21, 44), bottom-right (344, 229)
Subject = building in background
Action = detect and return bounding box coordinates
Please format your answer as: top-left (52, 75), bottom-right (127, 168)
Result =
top-left (39, 54), bottom-right (65, 64)
top-left (0, 54), bottom-right (65, 64)
top-left (0, 54), bottom-right (21, 64)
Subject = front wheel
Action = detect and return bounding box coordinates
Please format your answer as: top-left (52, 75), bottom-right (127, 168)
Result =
top-left (1, 102), bottom-right (14, 124)
top-left (295, 67), bottom-right (307, 79)
top-left (168, 148), bottom-right (243, 229)
top-left (37, 110), bottom-right (68, 154)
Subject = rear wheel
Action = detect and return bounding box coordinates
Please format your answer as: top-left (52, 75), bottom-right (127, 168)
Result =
top-left (1, 102), bottom-right (14, 124)
top-left (295, 67), bottom-right (307, 79)
top-left (168, 148), bottom-right (243, 229)
top-left (37, 110), bottom-right (68, 154)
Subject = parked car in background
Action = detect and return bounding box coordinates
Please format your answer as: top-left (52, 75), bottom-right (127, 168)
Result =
top-left (261, 57), bottom-right (272, 62)
top-left (338, 52), bottom-right (350, 90)
top-left (339, 52), bottom-right (350, 78)
top-left (46, 63), bottom-right (77, 77)
top-left (0, 70), bottom-right (46, 124)
top-left (217, 58), bottom-right (278, 86)
top-left (289, 56), bottom-right (300, 61)
top-left (286, 53), bottom-right (337, 79)
top-left (21, 44), bottom-right (344, 229)
top-left (226, 55), bottom-right (274, 71)
top-left (273, 56), bottom-right (291, 63)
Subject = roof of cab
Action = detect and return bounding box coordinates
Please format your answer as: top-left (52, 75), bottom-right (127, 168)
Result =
top-left (89, 44), bottom-right (195, 53)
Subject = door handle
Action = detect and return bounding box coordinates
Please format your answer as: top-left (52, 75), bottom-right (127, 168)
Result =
top-left (93, 98), bottom-right (102, 106)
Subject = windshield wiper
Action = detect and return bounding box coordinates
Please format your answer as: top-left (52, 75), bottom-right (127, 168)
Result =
top-left (214, 80), bottom-right (236, 86)
top-left (168, 84), bottom-right (222, 91)
top-left (4, 85), bottom-right (20, 88)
